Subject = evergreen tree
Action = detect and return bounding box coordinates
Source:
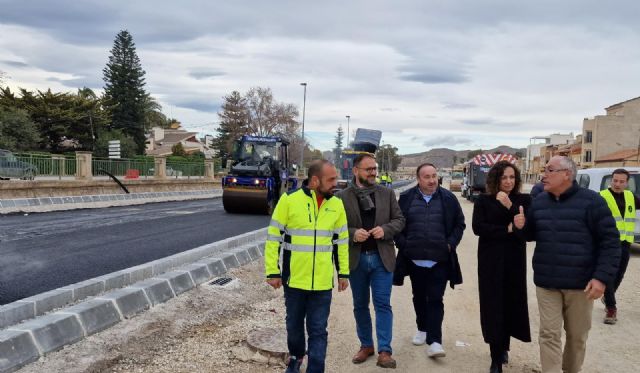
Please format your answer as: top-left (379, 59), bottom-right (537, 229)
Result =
top-left (333, 124), bottom-right (344, 161)
top-left (102, 30), bottom-right (148, 154)
top-left (214, 91), bottom-right (247, 160)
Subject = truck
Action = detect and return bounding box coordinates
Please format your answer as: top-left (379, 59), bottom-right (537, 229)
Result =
top-left (335, 128), bottom-right (382, 190)
top-left (462, 153), bottom-right (517, 201)
top-left (221, 135), bottom-right (298, 214)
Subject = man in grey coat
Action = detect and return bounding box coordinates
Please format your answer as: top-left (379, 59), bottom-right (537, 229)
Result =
top-left (337, 153), bottom-right (405, 369)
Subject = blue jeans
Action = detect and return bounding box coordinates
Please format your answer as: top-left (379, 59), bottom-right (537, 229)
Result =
top-left (284, 286), bottom-right (332, 373)
top-left (408, 261), bottom-right (449, 344)
top-left (350, 250), bottom-right (394, 353)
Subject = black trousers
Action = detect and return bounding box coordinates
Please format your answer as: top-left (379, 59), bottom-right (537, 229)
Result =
top-left (408, 261), bottom-right (449, 344)
top-left (603, 241), bottom-right (631, 309)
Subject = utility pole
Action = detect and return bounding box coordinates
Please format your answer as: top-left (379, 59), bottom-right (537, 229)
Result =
top-left (345, 115), bottom-right (350, 148)
top-left (300, 83), bottom-right (307, 168)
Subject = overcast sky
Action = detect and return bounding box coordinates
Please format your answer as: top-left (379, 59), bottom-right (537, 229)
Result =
top-left (1, 1), bottom-right (639, 154)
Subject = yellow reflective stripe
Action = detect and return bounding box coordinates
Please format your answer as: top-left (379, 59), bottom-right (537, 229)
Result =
top-left (270, 219), bottom-right (285, 230)
top-left (283, 242), bottom-right (334, 252)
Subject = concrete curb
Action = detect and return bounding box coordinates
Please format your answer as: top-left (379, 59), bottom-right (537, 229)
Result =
top-left (0, 228), bottom-right (267, 373)
top-left (0, 189), bottom-right (222, 215)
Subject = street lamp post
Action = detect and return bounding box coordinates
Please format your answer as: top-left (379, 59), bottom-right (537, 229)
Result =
top-left (345, 115), bottom-right (351, 148)
top-left (300, 83), bottom-right (307, 169)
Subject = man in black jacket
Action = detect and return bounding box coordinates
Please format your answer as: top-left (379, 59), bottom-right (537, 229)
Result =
top-left (523, 156), bottom-right (620, 373)
top-left (394, 163), bottom-right (465, 358)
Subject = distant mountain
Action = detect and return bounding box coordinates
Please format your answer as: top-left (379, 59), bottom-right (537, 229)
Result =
top-left (400, 146), bottom-right (525, 168)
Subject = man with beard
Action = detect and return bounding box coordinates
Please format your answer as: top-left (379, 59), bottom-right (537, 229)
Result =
top-left (337, 154), bottom-right (405, 368)
top-left (265, 159), bottom-right (350, 373)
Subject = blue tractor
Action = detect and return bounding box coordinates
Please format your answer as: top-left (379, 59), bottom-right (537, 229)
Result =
top-left (222, 135), bottom-right (298, 214)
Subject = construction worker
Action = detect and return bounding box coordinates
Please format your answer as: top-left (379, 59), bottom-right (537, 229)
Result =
top-left (599, 168), bottom-right (639, 325)
top-left (380, 173), bottom-right (389, 187)
top-left (265, 159), bottom-right (350, 373)
top-left (386, 172), bottom-right (393, 188)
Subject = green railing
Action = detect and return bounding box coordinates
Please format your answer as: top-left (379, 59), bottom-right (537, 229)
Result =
top-left (1, 153), bottom-right (210, 180)
top-left (166, 160), bottom-right (206, 179)
top-left (91, 158), bottom-right (156, 179)
top-left (3, 154), bottom-right (76, 180)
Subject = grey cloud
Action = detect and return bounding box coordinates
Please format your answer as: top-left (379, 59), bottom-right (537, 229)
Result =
top-left (173, 98), bottom-right (221, 113)
top-left (189, 70), bottom-right (226, 80)
top-left (400, 72), bottom-right (468, 84)
top-left (380, 107), bottom-right (399, 112)
top-left (422, 136), bottom-right (473, 147)
top-left (1, 60), bottom-right (29, 68)
top-left (459, 118), bottom-right (525, 127)
top-left (443, 102), bottom-right (476, 109)
top-left (47, 76), bottom-right (104, 90)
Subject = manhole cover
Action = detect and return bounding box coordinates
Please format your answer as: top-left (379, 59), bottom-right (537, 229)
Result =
top-left (246, 328), bottom-right (288, 355)
top-left (209, 277), bottom-right (233, 286)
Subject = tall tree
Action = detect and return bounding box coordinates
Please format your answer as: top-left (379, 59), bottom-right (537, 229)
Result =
top-left (102, 30), bottom-right (148, 154)
top-left (333, 124), bottom-right (344, 160)
top-left (0, 106), bottom-right (40, 151)
top-left (214, 91), bottom-right (247, 160)
top-left (376, 144), bottom-right (402, 172)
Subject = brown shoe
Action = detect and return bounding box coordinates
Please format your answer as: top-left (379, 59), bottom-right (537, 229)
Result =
top-left (352, 346), bottom-right (375, 364)
top-left (376, 351), bottom-right (397, 369)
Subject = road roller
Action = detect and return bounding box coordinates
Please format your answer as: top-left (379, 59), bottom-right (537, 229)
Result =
top-left (222, 135), bottom-right (299, 214)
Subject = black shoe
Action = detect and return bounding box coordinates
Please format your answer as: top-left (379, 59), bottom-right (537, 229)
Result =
top-left (285, 356), bottom-right (302, 373)
top-left (490, 362), bottom-right (503, 373)
top-left (501, 351), bottom-right (509, 364)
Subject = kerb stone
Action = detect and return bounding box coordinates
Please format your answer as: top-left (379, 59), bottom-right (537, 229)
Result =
top-left (19, 289), bottom-right (73, 316)
top-left (178, 264), bottom-right (211, 285)
top-left (130, 279), bottom-right (174, 306)
top-left (96, 288), bottom-right (150, 319)
top-left (58, 299), bottom-right (121, 336)
top-left (0, 329), bottom-right (40, 373)
top-left (154, 271), bottom-right (195, 296)
top-left (9, 313), bottom-right (83, 354)
top-left (0, 302), bottom-right (35, 329)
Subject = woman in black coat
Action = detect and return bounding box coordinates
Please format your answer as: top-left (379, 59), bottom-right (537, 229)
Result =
top-left (472, 161), bottom-right (531, 373)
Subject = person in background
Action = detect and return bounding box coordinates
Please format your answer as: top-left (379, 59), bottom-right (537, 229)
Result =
top-left (472, 161), bottom-right (531, 373)
top-left (599, 168), bottom-right (639, 324)
top-left (265, 160), bottom-right (350, 373)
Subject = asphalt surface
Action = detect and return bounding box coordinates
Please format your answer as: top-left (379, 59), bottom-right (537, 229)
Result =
top-left (0, 198), bottom-right (270, 305)
top-left (0, 181), bottom-right (414, 306)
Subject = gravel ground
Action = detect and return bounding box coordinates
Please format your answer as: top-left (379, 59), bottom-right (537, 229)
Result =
top-left (19, 194), bottom-right (640, 373)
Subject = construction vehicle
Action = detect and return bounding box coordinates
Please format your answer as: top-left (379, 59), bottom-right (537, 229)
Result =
top-left (462, 153), bottom-right (517, 201)
top-left (222, 135), bottom-right (298, 214)
top-left (335, 128), bottom-right (382, 190)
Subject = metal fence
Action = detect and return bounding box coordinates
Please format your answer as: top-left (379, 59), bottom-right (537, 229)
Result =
top-left (1, 154), bottom-right (76, 180)
top-left (1, 153), bottom-right (209, 180)
top-left (92, 158), bottom-right (155, 179)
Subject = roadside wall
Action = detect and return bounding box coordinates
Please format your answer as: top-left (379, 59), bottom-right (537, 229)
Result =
top-left (0, 179), bottom-right (220, 199)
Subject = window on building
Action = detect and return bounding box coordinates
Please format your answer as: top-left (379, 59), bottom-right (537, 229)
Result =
top-left (585, 131), bottom-right (592, 143)
top-left (584, 150), bottom-right (592, 163)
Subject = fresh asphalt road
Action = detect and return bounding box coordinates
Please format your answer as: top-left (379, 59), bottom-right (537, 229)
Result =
top-left (0, 180), bottom-right (413, 306)
top-left (0, 198), bottom-right (270, 305)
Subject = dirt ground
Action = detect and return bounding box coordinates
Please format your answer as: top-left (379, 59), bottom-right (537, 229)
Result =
top-left (19, 194), bottom-right (640, 373)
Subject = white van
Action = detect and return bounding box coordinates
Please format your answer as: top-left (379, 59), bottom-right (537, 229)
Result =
top-left (576, 167), bottom-right (640, 245)
top-left (576, 167), bottom-right (640, 194)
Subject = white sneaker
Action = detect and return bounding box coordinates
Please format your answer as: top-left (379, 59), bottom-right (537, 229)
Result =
top-left (427, 342), bottom-right (446, 358)
top-left (412, 330), bottom-right (427, 345)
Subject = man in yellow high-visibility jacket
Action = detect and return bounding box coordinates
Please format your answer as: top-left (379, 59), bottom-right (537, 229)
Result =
top-left (265, 159), bottom-right (350, 373)
top-left (599, 168), bottom-right (639, 325)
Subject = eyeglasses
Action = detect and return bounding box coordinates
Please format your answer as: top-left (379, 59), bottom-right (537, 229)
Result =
top-left (357, 167), bottom-right (378, 173)
top-left (543, 168), bottom-right (568, 174)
